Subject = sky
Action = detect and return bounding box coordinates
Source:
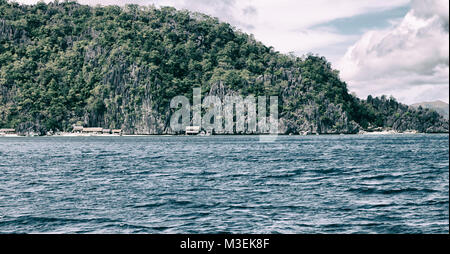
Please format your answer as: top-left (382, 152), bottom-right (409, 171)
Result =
top-left (13, 0), bottom-right (450, 104)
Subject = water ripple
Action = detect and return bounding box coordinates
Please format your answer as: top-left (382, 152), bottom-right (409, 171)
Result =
top-left (0, 134), bottom-right (448, 233)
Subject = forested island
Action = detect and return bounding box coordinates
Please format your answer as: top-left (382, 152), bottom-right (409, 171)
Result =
top-left (0, 1), bottom-right (448, 135)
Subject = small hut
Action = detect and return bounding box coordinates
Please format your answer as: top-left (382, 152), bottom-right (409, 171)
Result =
top-left (112, 129), bottom-right (122, 135)
top-left (0, 129), bottom-right (15, 134)
top-left (82, 127), bottom-right (103, 134)
top-left (186, 126), bottom-right (201, 135)
top-left (72, 126), bottom-right (84, 133)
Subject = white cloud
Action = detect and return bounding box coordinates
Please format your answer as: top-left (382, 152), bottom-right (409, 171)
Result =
top-left (338, 0), bottom-right (449, 104)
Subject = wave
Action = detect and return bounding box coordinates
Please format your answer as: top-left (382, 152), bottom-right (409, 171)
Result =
top-left (0, 216), bottom-right (118, 227)
top-left (347, 187), bottom-right (437, 195)
top-left (132, 199), bottom-right (220, 210)
top-left (359, 174), bottom-right (402, 181)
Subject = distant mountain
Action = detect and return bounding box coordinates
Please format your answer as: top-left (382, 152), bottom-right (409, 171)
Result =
top-left (0, 1), bottom-right (448, 135)
top-left (411, 101), bottom-right (449, 119)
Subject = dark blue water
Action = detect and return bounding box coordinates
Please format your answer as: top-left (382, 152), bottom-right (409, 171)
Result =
top-left (0, 134), bottom-right (448, 234)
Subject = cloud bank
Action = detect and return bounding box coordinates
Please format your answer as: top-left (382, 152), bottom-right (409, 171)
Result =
top-left (338, 0), bottom-right (449, 104)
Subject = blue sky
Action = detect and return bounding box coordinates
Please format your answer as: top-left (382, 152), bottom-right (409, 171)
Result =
top-left (312, 6), bottom-right (410, 35)
top-left (13, 0), bottom-right (450, 104)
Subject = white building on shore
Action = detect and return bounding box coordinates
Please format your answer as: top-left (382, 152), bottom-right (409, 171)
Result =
top-left (0, 129), bottom-right (16, 135)
top-left (186, 126), bottom-right (201, 135)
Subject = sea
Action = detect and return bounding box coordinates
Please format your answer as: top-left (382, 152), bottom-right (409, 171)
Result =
top-left (0, 134), bottom-right (448, 234)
